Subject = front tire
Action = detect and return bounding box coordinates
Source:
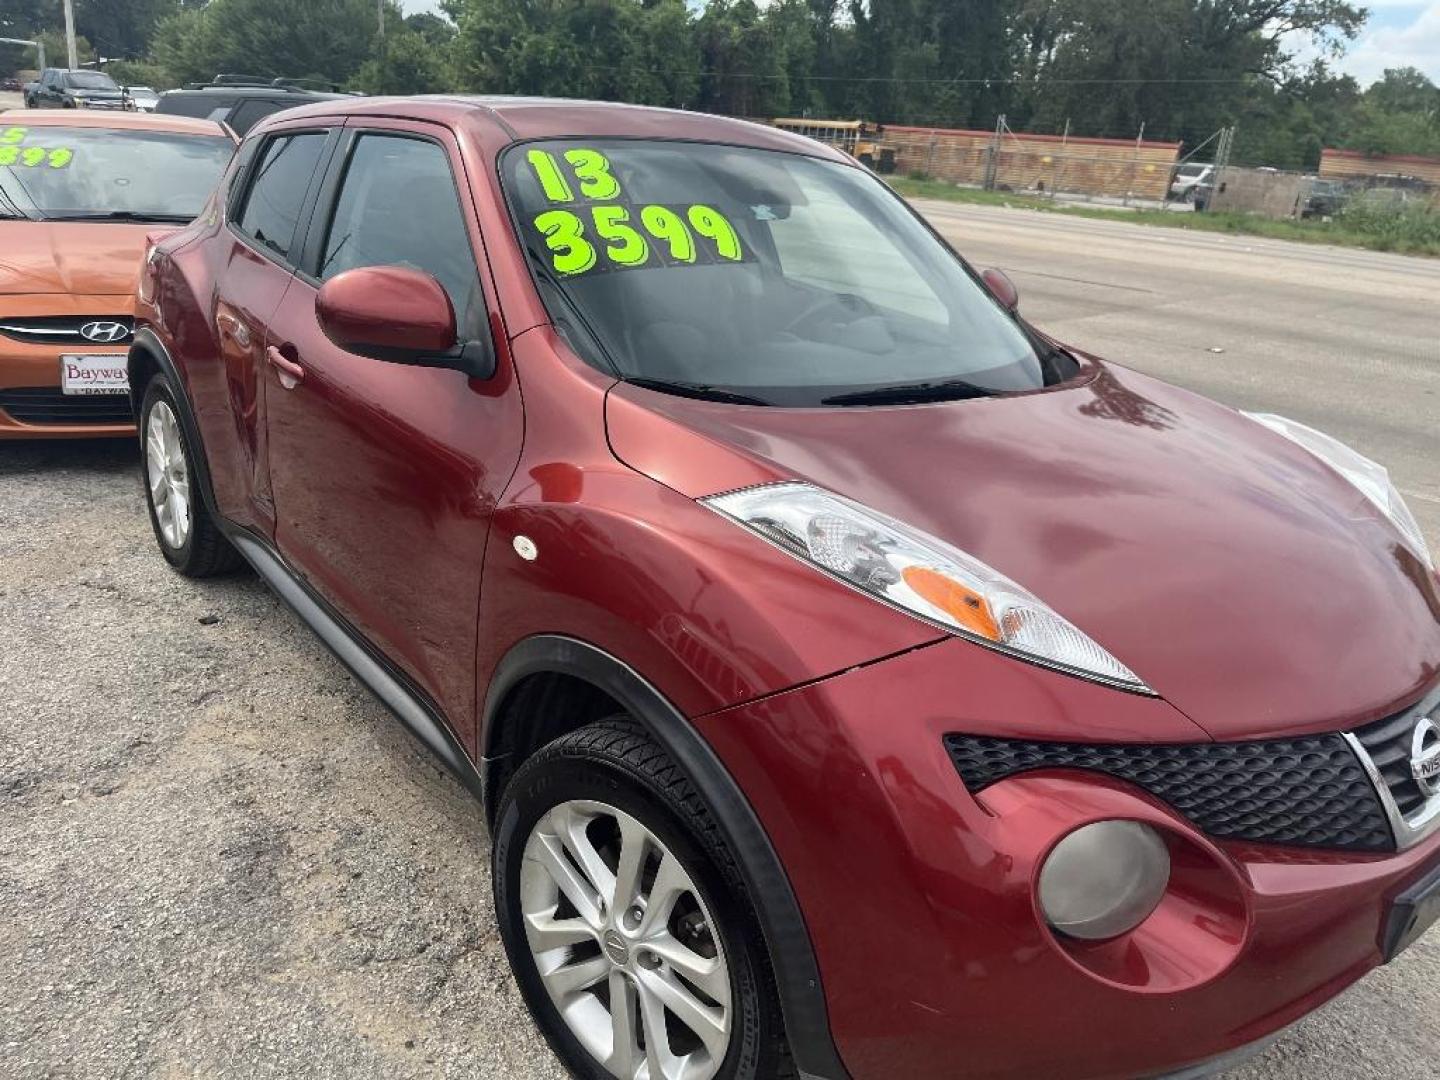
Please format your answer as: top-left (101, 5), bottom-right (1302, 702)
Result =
top-left (139, 376), bottom-right (241, 577)
top-left (493, 719), bottom-right (788, 1080)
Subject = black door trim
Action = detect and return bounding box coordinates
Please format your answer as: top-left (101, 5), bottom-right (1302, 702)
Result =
top-left (225, 528), bottom-right (486, 802)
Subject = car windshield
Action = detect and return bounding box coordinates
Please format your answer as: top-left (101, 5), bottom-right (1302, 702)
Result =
top-left (1176, 164), bottom-right (1207, 178)
top-left (0, 124), bottom-right (232, 222)
top-left (504, 139), bottom-right (1068, 407)
top-left (65, 72), bottom-right (117, 90)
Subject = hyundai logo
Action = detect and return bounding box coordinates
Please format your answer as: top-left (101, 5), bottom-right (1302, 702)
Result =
top-left (1411, 716), bottom-right (1440, 798)
top-left (79, 321), bottom-right (131, 344)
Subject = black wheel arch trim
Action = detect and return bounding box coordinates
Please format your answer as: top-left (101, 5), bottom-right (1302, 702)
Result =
top-left (481, 634), bottom-right (850, 1080)
top-left (128, 328), bottom-right (222, 519)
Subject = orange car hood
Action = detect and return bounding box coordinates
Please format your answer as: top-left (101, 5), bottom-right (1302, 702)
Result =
top-left (0, 221), bottom-right (158, 296)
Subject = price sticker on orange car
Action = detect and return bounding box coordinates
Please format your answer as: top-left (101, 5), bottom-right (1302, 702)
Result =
top-left (60, 355), bottom-right (130, 396)
top-left (0, 145), bottom-right (73, 168)
top-left (525, 147), bottom-right (749, 277)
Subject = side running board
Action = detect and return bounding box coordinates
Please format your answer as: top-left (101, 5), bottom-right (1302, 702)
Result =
top-left (227, 529), bottom-right (486, 803)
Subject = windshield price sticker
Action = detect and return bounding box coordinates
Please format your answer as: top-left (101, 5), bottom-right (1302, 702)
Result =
top-left (527, 147), bottom-right (747, 277)
top-left (0, 145), bottom-right (73, 169)
top-left (0, 127), bottom-right (28, 146)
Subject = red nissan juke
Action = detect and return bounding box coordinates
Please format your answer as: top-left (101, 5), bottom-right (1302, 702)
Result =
top-left (128, 96), bottom-right (1440, 1080)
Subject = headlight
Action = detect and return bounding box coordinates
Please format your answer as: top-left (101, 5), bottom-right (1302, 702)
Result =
top-left (703, 482), bottom-right (1148, 691)
top-left (1245, 412), bottom-right (1432, 570)
top-left (1039, 820), bottom-right (1171, 940)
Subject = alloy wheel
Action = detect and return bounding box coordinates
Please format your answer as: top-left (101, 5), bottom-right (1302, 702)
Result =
top-left (145, 400), bottom-right (192, 550)
top-left (520, 799), bottom-right (732, 1080)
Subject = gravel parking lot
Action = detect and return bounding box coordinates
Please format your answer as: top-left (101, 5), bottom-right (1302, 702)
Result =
top-left (1, 204), bottom-right (1436, 1079)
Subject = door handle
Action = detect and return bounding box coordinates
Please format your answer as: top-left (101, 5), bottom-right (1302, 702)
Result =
top-left (265, 344), bottom-right (305, 388)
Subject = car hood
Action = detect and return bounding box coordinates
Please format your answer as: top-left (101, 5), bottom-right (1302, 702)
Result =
top-left (606, 362), bottom-right (1440, 739)
top-left (0, 221), bottom-right (155, 295)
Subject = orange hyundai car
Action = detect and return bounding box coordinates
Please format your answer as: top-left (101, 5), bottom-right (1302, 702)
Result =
top-left (0, 110), bottom-right (235, 438)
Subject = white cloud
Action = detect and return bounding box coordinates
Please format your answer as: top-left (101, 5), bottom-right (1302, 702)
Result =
top-left (1336, 1), bottom-right (1440, 84)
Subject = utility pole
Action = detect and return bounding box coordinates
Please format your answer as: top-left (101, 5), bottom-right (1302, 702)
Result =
top-left (376, 0), bottom-right (386, 93)
top-left (1052, 117), bottom-right (1070, 200)
top-left (62, 0), bottom-right (79, 69)
top-left (985, 113), bottom-right (1004, 191)
top-left (1123, 121), bottom-right (1145, 207)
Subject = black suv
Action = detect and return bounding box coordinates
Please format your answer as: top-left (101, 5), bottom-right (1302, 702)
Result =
top-left (27, 68), bottom-right (129, 110)
top-left (154, 75), bottom-right (352, 135)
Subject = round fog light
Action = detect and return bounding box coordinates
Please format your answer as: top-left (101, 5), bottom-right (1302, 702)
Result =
top-left (1039, 820), bottom-right (1170, 940)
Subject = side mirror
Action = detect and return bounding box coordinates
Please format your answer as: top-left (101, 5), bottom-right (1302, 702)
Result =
top-left (316, 265), bottom-right (492, 377)
top-left (980, 268), bottom-right (1019, 312)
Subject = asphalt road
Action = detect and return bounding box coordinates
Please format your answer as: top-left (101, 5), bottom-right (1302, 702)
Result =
top-left (2, 202), bottom-right (1438, 1080)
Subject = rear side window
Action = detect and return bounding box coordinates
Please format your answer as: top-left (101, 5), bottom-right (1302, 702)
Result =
top-left (228, 99), bottom-right (290, 136)
top-left (318, 134), bottom-right (484, 337)
top-left (157, 93), bottom-right (235, 119)
top-left (236, 132), bottom-right (327, 263)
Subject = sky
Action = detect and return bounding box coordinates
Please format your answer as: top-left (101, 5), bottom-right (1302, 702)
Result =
top-left (399, 0), bottom-right (1440, 88)
top-left (1338, 1), bottom-right (1440, 84)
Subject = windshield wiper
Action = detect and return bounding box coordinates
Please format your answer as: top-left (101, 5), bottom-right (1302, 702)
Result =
top-left (624, 377), bottom-right (770, 406)
top-left (43, 210), bottom-right (195, 224)
top-left (821, 378), bottom-right (992, 407)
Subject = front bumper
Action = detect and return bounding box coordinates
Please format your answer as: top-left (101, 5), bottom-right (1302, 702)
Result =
top-left (698, 637), bottom-right (1440, 1080)
top-left (0, 296), bottom-right (134, 439)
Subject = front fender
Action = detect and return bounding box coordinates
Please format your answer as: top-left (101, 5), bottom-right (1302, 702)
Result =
top-left (475, 463), bottom-right (942, 727)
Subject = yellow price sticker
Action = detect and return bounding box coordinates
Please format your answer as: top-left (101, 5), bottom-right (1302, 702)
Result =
top-left (0, 126), bottom-right (28, 146)
top-left (1, 145), bottom-right (75, 169)
top-left (532, 203), bottom-right (745, 277)
top-left (527, 147), bottom-right (624, 204)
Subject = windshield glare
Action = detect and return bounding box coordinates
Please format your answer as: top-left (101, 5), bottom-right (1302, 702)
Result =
top-left (0, 125), bottom-right (232, 221)
top-left (505, 139), bottom-right (1065, 406)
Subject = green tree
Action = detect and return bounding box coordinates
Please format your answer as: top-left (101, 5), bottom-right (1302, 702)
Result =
top-left (76, 0), bottom-right (184, 60)
top-left (150, 0), bottom-right (393, 87)
top-left (405, 11), bottom-right (457, 45)
top-left (448, 0), bottom-right (699, 105)
top-left (696, 0), bottom-right (788, 117)
top-left (356, 24), bottom-right (451, 94)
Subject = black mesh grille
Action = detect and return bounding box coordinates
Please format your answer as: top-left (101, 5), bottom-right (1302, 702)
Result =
top-left (945, 729), bottom-right (1396, 852)
top-left (0, 315), bottom-right (133, 346)
top-left (0, 388), bottom-right (133, 426)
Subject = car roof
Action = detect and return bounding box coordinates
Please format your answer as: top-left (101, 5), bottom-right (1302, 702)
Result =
top-left (168, 85), bottom-right (347, 100)
top-left (262, 95), bottom-right (855, 162)
top-left (4, 109), bottom-right (234, 139)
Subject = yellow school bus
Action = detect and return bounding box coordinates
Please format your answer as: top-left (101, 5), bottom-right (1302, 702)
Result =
top-left (772, 118), bottom-right (883, 165)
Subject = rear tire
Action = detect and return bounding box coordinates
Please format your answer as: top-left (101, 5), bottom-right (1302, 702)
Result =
top-left (138, 376), bottom-right (241, 578)
top-left (493, 718), bottom-right (789, 1080)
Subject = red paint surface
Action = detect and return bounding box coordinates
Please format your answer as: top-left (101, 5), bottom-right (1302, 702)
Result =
top-left (608, 362), bottom-right (1440, 737)
top-left (316, 265), bottom-right (456, 357)
top-left (142, 96), bottom-right (1440, 1080)
top-left (698, 640), bottom-right (1440, 1078)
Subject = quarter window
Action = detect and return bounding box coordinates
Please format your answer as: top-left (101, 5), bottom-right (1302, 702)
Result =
top-left (319, 134), bottom-right (483, 337)
top-left (236, 132), bottom-right (328, 263)
top-left (228, 99), bottom-right (287, 136)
